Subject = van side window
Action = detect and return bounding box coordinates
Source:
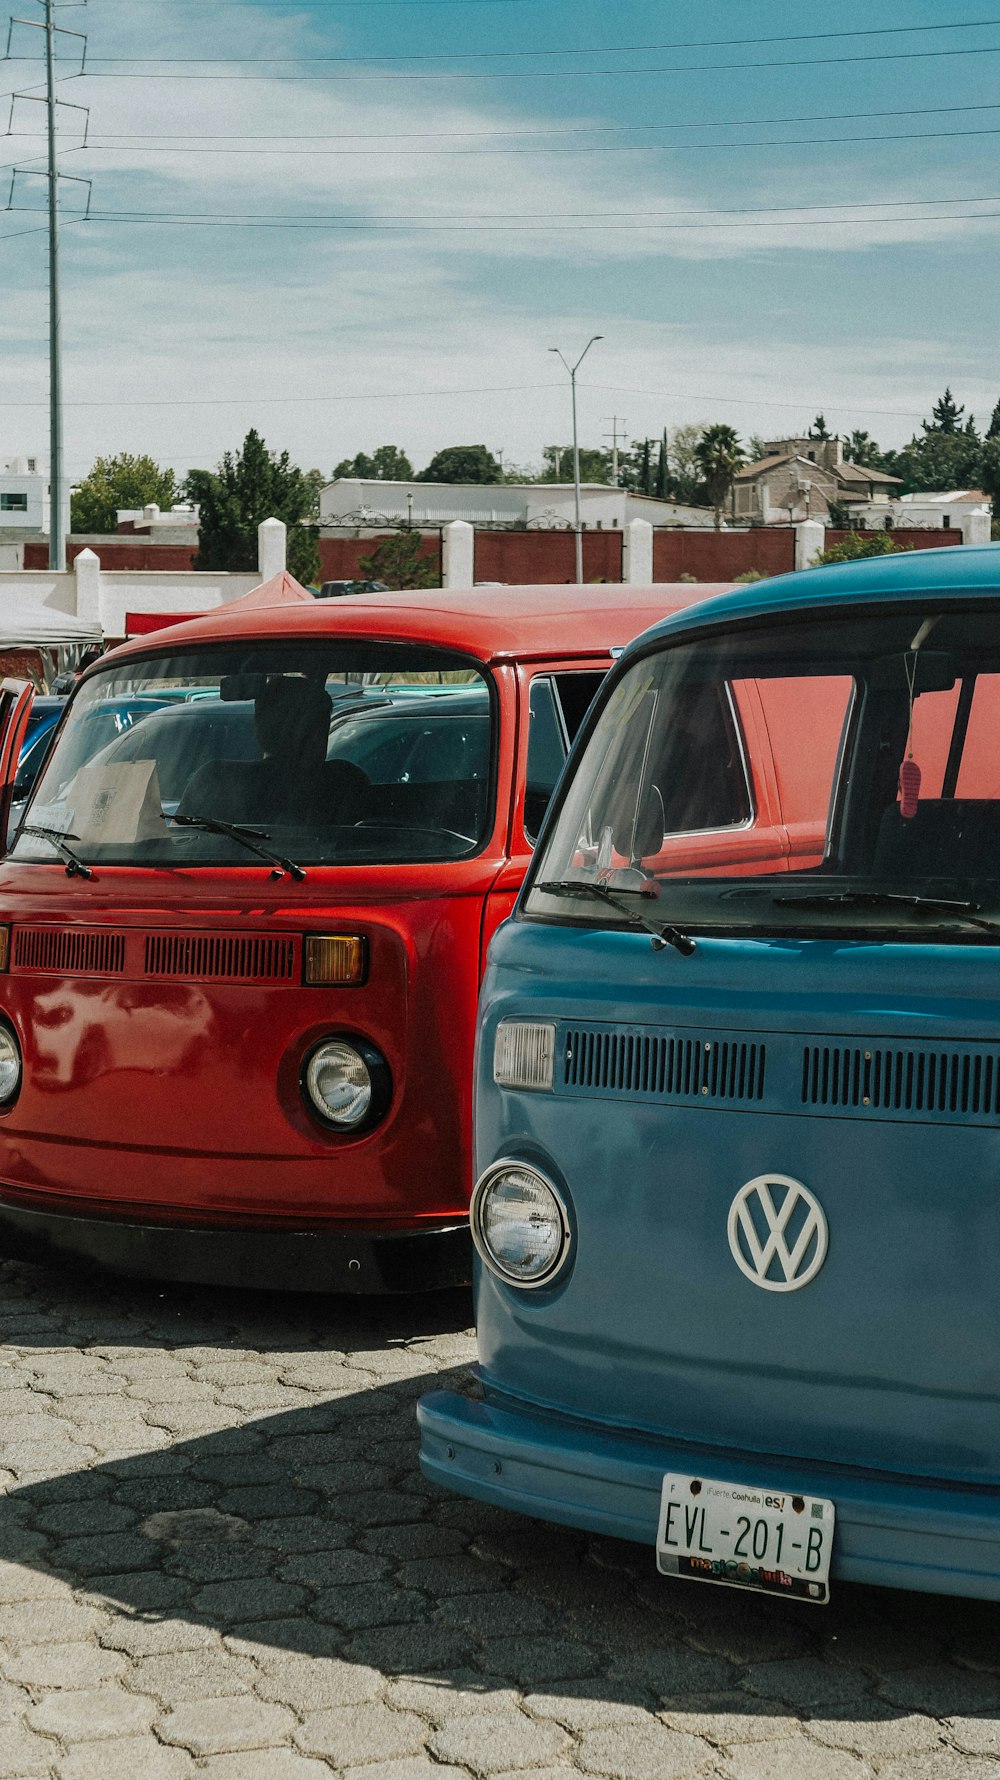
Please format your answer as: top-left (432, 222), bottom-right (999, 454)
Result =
top-left (525, 672), bottom-right (607, 843)
top-left (525, 678), bottom-right (567, 843)
top-left (754, 676), bottom-right (854, 829)
top-left (954, 674), bottom-right (1000, 797)
top-left (655, 683), bottom-right (752, 835)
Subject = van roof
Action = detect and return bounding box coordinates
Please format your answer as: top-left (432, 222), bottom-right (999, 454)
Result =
top-left (103, 584), bottom-right (730, 669)
top-left (631, 543), bottom-right (1000, 654)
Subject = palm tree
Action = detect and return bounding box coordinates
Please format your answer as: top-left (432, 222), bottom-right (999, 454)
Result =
top-left (694, 424), bottom-right (744, 530)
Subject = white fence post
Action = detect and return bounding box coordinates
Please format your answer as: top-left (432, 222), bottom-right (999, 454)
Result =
top-left (960, 509), bottom-right (991, 546)
top-left (622, 518), bottom-right (653, 584)
top-left (795, 519), bottom-right (826, 569)
top-left (442, 520), bottom-right (475, 590)
top-left (73, 547), bottom-right (102, 631)
top-left (257, 517), bottom-right (287, 580)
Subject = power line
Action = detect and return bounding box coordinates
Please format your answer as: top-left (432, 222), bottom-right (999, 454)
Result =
top-left (63, 208), bottom-right (1000, 232)
top-left (9, 100), bottom-right (1000, 144)
top-left (0, 375), bottom-right (945, 424)
top-left (52, 44), bottom-right (1000, 81)
top-left (58, 18), bottom-right (1000, 63)
top-left (0, 380), bottom-right (569, 408)
top-left (33, 191), bottom-right (1000, 222)
top-left (33, 124), bottom-right (1000, 158)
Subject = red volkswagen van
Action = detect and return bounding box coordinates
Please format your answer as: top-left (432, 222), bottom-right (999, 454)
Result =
top-left (0, 576), bottom-right (724, 1293)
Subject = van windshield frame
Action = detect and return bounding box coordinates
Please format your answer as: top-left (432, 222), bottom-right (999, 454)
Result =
top-left (523, 602), bottom-right (1000, 942)
top-left (11, 640), bottom-right (497, 871)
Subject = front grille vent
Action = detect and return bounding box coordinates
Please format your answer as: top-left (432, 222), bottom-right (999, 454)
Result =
top-left (144, 933), bottom-right (297, 983)
top-left (13, 926), bottom-right (126, 976)
top-left (802, 1045), bottom-right (1000, 1118)
top-left (563, 1026), bottom-right (766, 1103)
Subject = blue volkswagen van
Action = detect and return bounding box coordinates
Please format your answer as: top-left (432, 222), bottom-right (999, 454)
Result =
top-left (419, 546), bottom-right (1000, 1602)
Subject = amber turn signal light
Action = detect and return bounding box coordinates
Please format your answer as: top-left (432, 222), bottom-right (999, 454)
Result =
top-left (0, 926), bottom-right (11, 973)
top-left (304, 934), bottom-right (367, 986)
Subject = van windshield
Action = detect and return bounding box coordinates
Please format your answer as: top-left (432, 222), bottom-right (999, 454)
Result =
top-left (12, 642), bottom-right (492, 869)
top-left (526, 603), bottom-right (1000, 939)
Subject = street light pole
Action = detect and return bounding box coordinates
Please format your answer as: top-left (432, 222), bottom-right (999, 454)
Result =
top-left (550, 336), bottom-right (602, 584)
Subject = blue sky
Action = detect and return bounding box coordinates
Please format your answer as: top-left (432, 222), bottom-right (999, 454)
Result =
top-left (3, 0), bottom-right (1000, 482)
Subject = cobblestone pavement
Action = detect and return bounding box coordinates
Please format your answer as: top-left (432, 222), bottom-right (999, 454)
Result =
top-left (2, 1257), bottom-right (1000, 1779)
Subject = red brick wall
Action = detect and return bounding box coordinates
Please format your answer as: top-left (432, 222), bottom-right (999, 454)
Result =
top-left (24, 539), bottom-right (198, 570)
top-left (473, 530), bottom-right (623, 585)
top-left (824, 529), bottom-right (961, 552)
top-left (317, 533), bottom-right (441, 583)
top-left (653, 529), bottom-right (795, 580)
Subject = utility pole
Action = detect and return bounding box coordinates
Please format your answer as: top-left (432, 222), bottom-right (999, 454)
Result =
top-left (602, 416), bottom-right (627, 487)
top-left (44, 0), bottom-right (63, 570)
top-left (5, 2), bottom-right (89, 571)
top-left (549, 337), bottom-right (603, 584)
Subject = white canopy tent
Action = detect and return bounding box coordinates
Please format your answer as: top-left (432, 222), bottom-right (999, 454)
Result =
top-left (0, 600), bottom-right (101, 648)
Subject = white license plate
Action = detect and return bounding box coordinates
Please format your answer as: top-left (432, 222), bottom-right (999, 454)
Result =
top-left (656, 1473), bottom-right (835, 1604)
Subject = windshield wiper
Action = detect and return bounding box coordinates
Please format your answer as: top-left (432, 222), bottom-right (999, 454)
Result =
top-left (774, 890), bottom-right (1000, 937)
top-left (19, 825), bottom-right (93, 879)
top-left (171, 814), bottom-right (307, 882)
top-left (534, 879), bottom-right (696, 956)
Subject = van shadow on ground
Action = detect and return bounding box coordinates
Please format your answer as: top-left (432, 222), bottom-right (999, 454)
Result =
top-left (2, 1254), bottom-right (1000, 1741)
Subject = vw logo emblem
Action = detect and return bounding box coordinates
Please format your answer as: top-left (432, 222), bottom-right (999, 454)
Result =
top-left (727, 1174), bottom-right (828, 1293)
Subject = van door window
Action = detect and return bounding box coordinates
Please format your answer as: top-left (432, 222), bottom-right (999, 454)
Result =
top-left (525, 678), bottom-right (567, 843)
top-left (525, 672), bottom-right (606, 844)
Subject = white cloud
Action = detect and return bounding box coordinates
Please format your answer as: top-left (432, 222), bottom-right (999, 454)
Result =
top-left (3, 0), bottom-right (998, 473)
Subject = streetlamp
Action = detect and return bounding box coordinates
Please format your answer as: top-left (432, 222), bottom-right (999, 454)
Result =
top-left (549, 335), bottom-right (603, 583)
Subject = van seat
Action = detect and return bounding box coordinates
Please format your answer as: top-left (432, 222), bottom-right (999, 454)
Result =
top-left (874, 799), bottom-right (1000, 878)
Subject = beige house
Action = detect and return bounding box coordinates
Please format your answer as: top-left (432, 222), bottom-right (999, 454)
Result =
top-left (733, 436), bottom-right (901, 524)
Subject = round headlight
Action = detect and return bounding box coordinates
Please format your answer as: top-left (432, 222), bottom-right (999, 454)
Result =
top-left (471, 1161), bottom-right (571, 1289)
top-left (304, 1040), bottom-right (374, 1129)
top-left (0, 1023), bottom-right (21, 1104)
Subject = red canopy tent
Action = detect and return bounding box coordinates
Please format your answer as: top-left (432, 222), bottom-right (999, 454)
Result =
top-left (125, 571), bottom-right (314, 637)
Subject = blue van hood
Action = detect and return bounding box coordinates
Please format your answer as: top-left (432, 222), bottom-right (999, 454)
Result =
top-left (475, 921), bottom-right (1000, 1485)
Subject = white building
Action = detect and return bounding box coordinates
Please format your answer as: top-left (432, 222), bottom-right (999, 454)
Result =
top-left (115, 502), bottom-right (200, 544)
top-left (0, 453), bottom-right (70, 565)
top-left (0, 454), bottom-right (47, 535)
top-left (319, 478), bottom-right (714, 531)
top-left (845, 489), bottom-right (992, 538)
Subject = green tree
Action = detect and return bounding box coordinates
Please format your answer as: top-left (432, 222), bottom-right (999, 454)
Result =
top-left (71, 453), bottom-right (177, 533)
top-left (886, 429), bottom-right (982, 494)
top-left (978, 436), bottom-right (1000, 502)
top-left (619, 438), bottom-right (653, 493)
top-left (747, 434), bottom-right (770, 461)
top-left (844, 429), bottom-right (881, 468)
top-left (417, 444), bottom-right (502, 484)
top-left (186, 430), bottom-right (319, 584)
top-left (694, 423), bottom-right (744, 529)
top-left (655, 433), bottom-right (669, 500)
top-left (666, 424), bottom-right (705, 505)
top-left (808, 413), bottom-right (831, 440)
top-left (303, 468), bottom-right (325, 521)
top-left (924, 388), bottom-right (965, 435)
top-left (358, 530), bottom-right (438, 589)
top-left (812, 530), bottom-right (910, 566)
top-left (333, 444), bottom-right (413, 481)
top-left (539, 445), bottom-right (612, 484)
top-left (986, 400), bottom-right (1000, 440)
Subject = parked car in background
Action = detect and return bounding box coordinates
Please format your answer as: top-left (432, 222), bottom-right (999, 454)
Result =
top-left (14, 698), bottom-right (66, 803)
top-left (316, 579), bottom-right (390, 599)
top-left (420, 545), bottom-right (1000, 1603)
top-left (0, 581), bottom-right (721, 1293)
top-left (8, 695), bottom-right (183, 844)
